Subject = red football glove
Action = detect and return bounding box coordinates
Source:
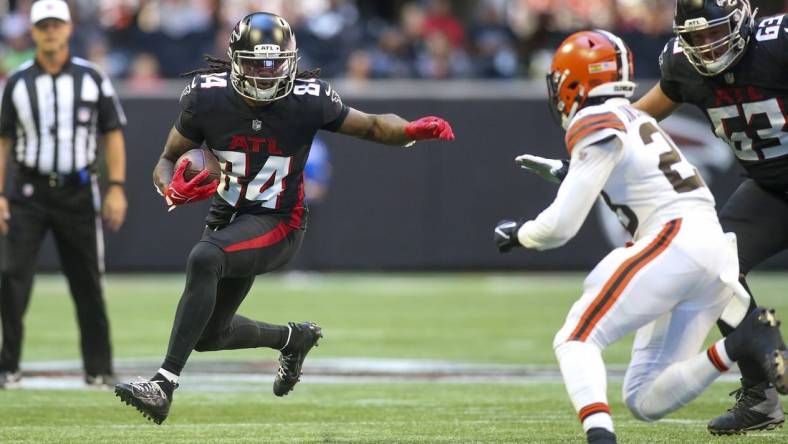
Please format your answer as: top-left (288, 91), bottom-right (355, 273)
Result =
top-left (404, 116), bottom-right (455, 141)
top-left (164, 160), bottom-right (219, 210)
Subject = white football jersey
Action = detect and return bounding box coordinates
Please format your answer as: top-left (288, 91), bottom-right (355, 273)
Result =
top-left (565, 98), bottom-right (716, 240)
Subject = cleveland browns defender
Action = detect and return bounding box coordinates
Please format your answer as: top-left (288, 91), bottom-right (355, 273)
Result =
top-left (114, 12), bottom-right (454, 424)
top-left (517, 0), bottom-right (788, 434)
top-left (494, 30), bottom-right (788, 444)
top-left (633, 0), bottom-right (788, 434)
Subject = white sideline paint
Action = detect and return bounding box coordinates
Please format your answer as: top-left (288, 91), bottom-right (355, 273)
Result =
top-left (13, 357), bottom-right (741, 391)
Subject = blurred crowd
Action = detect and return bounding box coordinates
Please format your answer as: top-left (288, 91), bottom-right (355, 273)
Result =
top-left (1, 0), bottom-right (787, 89)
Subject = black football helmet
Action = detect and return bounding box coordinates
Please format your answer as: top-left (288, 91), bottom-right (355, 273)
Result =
top-left (673, 0), bottom-right (756, 76)
top-left (228, 12), bottom-right (298, 101)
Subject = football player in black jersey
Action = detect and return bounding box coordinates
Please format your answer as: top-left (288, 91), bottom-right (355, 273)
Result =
top-left (518, 0), bottom-right (788, 436)
top-left (633, 0), bottom-right (788, 435)
top-left (114, 12), bottom-right (454, 424)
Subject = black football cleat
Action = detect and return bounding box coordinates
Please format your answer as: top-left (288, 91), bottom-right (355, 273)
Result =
top-left (725, 308), bottom-right (788, 395)
top-left (115, 378), bottom-right (177, 425)
top-left (586, 427), bottom-right (616, 444)
top-left (708, 380), bottom-right (784, 435)
top-left (273, 322), bottom-right (323, 397)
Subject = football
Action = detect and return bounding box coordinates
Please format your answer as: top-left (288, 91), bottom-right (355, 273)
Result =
top-left (175, 148), bottom-right (221, 185)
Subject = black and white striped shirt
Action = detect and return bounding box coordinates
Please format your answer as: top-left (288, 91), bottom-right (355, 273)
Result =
top-left (0, 56), bottom-right (126, 175)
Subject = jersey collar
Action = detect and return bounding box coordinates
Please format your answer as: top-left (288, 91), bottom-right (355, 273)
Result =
top-left (32, 55), bottom-right (73, 76)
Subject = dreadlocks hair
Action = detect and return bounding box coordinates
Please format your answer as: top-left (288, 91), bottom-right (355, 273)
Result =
top-left (180, 55), bottom-right (230, 77)
top-left (180, 54), bottom-right (321, 79)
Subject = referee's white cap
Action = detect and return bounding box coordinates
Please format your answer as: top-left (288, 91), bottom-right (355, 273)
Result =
top-left (30, 0), bottom-right (72, 25)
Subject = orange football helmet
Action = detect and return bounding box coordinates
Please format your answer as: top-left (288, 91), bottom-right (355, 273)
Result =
top-left (547, 30), bottom-right (636, 129)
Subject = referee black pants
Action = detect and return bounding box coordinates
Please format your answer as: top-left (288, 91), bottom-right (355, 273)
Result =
top-left (0, 173), bottom-right (112, 376)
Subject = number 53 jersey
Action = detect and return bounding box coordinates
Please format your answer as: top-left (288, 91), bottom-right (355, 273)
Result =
top-left (174, 72), bottom-right (349, 226)
top-left (659, 14), bottom-right (788, 193)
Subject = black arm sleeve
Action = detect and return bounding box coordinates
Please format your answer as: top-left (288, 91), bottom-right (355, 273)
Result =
top-left (96, 72), bottom-right (127, 133)
top-left (319, 81), bottom-right (349, 132)
top-left (173, 79), bottom-right (205, 144)
top-left (0, 79), bottom-right (18, 138)
top-left (659, 78), bottom-right (683, 103)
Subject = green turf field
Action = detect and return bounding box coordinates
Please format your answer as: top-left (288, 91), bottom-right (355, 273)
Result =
top-left (1, 273), bottom-right (788, 443)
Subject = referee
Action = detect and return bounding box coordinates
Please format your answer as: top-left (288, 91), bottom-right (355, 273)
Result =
top-left (0, 0), bottom-right (127, 388)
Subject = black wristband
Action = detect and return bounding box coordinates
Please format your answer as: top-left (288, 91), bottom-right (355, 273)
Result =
top-left (108, 180), bottom-right (125, 188)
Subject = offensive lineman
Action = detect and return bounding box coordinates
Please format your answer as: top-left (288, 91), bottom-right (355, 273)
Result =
top-left (114, 12), bottom-right (454, 424)
top-left (493, 30), bottom-right (788, 444)
top-left (519, 0), bottom-right (788, 434)
top-left (636, 0), bottom-right (788, 433)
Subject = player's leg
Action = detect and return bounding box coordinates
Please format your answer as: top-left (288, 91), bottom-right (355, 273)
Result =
top-left (193, 275), bottom-right (322, 396)
top-left (50, 183), bottom-right (114, 383)
top-left (160, 213), bottom-right (302, 373)
top-left (623, 291), bottom-right (731, 421)
top-left (0, 192), bottom-right (47, 388)
top-left (187, 212), bottom-right (307, 354)
top-left (115, 213), bottom-right (308, 422)
top-left (160, 240), bottom-right (226, 377)
top-left (194, 276), bottom-right (291, 351)
top-left (115, 239), bottom-right (226, 424)
top-left (553, 220), bottom-right (688, 443)
top-left (711, 179), bottom-right (788, 433)
top-left (200, 213), bottom-right (320, 396)
top-left (625, 297), bottom-right (788, 424)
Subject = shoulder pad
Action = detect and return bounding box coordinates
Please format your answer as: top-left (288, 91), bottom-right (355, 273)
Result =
top-left (192, 72), bottom-right (230, 91)
top-left (178, 77), bottom-right (197, 107)
top-left (659, 38), bottom-right (685, 77)
top-left (292, 77), bottom-right (326, 95)
top-left (179, 72), bottom-right (228, 108)
top-left (292, 78), bottom-right (343, 104)
top-left (179, 76), bottom-right (201, 112)
top-left (565, 110), bottom-right (626, 154)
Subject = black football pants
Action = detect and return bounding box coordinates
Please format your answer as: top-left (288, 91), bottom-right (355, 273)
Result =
top-left (0, 174), bottom-right (112, 376)
top-left (718, 178), bottom-right (788, 384)
top-left (163, 212), bottom-right (305, 375)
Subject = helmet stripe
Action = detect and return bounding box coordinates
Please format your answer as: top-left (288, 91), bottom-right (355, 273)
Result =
top-left (595, 30), bottom-right (630, 82)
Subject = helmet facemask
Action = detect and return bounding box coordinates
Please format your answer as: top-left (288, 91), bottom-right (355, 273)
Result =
top-left (675, 2), bottom-right (754, 76)
top-left (229, 45), bottom-right (298, 102)
top-left (547, 70), bottom-right (582, 130)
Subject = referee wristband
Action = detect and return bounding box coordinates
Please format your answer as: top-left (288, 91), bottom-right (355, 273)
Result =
top-left (108, 180), bottom-right (125, 189)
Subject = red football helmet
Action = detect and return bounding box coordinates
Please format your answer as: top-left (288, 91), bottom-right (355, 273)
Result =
top-left (547, 30), bottom-right (636, 129)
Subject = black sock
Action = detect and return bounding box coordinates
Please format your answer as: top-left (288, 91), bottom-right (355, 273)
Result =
top-left (151, 373), bottom-right (175, 398)
top-left (718, 277), bottom-right (767, 382)
top-left (194, 316), bottom-right (289, 351)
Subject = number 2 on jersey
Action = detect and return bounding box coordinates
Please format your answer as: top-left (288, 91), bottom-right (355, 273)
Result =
top-left (639, 122), bottom-right (706, 193)
top-left (216, 151), bottom-right (291, 208)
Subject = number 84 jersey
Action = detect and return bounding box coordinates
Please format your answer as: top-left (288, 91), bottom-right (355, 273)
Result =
top-left (659, 14), bottom-right (788, 192)
top-left (564, 98), bottom-right (716, 242)
top-left (175, 72), bottom-right (349, 225)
